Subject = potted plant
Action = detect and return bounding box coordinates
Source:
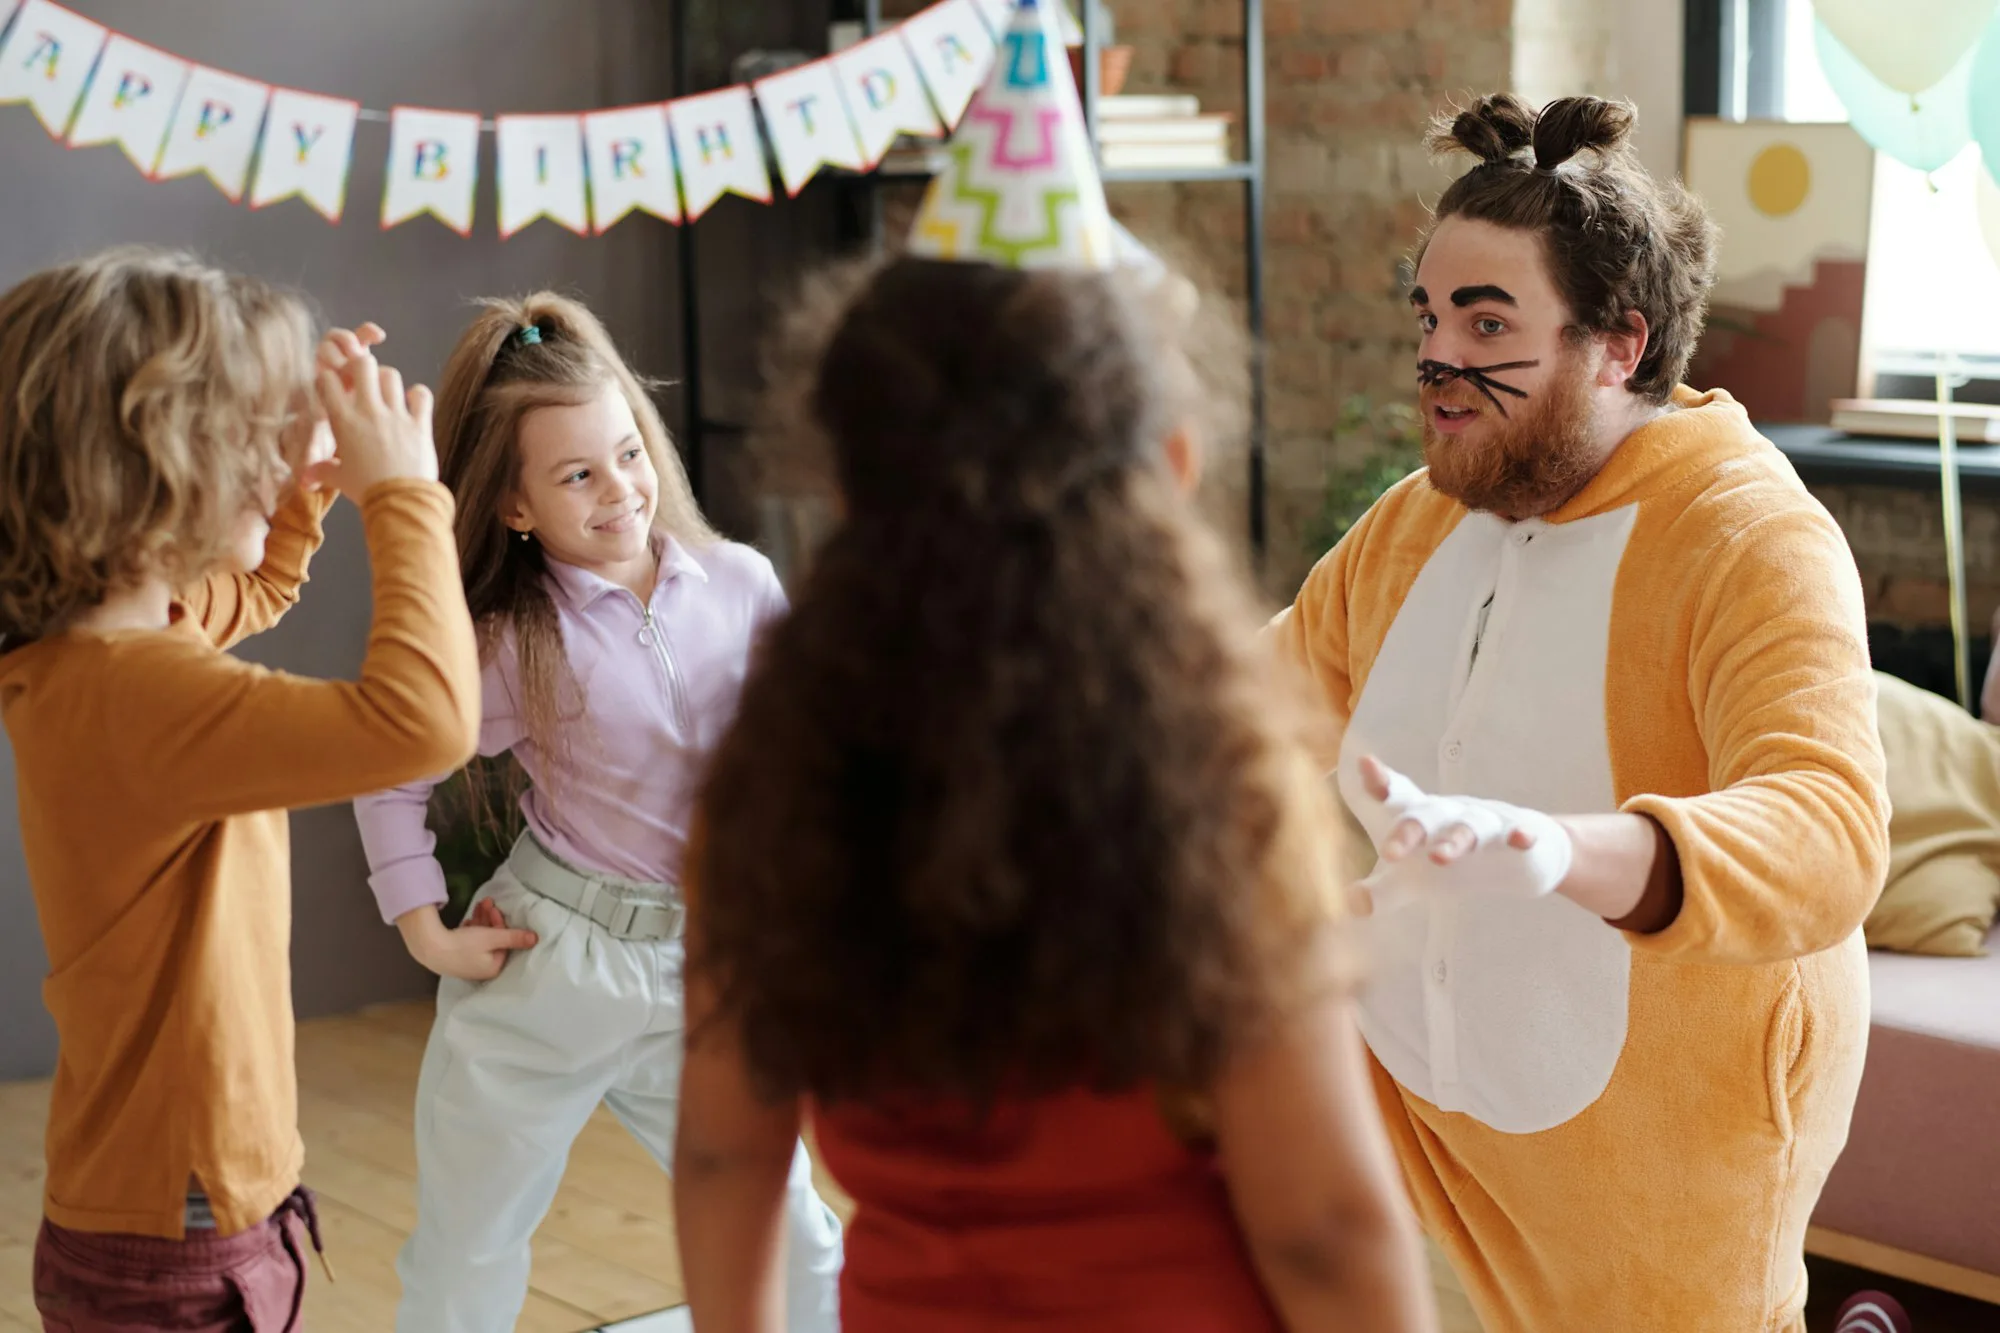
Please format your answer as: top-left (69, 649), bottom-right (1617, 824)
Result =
top-left (1303, 394), bottom-right (1425, 556)
top-left (429, 768), bottom-right (515, 927)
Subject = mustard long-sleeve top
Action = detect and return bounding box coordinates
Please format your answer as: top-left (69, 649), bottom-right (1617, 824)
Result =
top-left (0, 480), bottom-right (479, 1238)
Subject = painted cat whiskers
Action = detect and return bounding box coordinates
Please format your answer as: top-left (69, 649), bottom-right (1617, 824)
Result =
top-left (1417, 359), bottom-right (1542, 416)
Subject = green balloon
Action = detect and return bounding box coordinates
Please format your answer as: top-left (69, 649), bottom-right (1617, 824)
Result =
top-left (1815, 18), bottom-right (1973, 173)
top-left (1970, 12), bottom-right (2000, 186)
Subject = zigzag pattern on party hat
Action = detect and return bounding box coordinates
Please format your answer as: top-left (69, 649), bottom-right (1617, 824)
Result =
top-left (907, 0), bottom-right (1116, 270)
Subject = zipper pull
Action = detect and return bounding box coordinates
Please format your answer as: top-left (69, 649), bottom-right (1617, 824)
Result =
top-left (637, 605), bottom-right (655, 647)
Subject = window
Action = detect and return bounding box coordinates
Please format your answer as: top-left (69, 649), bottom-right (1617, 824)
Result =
top-left (1691, 0), bottom-right (2000, 376)
top-left (1779, 0), bottom-right (1845, 123)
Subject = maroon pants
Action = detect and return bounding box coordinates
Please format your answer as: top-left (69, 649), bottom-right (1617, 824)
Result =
top-left (33, 1190), bottom-right (322, 1332)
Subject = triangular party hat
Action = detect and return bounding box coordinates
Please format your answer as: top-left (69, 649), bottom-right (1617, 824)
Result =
top-left (907, 0), bottom-right (1117, 270)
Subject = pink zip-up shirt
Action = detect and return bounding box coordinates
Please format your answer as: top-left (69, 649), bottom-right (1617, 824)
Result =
top-left (353, 535), bottom-right (786, 922)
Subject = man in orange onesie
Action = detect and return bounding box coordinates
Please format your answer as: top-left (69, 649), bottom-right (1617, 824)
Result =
top-left (1271, 94), bottom-right (1890, 1332)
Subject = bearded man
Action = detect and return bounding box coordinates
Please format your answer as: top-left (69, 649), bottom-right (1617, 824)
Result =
top-left (1270, 94), bottom-right (1889, 1333)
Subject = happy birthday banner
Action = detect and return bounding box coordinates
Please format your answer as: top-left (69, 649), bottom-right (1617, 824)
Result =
top-left (0, 0), bottom-right (1021, 234)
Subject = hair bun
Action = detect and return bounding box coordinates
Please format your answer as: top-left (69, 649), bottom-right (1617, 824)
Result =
top-left (1427, 94), bottom-right (1535, 165)
top-left (1530, 96), bottom-right (1635, 172)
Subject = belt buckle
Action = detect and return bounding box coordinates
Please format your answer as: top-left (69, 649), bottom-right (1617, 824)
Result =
top-left (609, 897), bottom-right (642, 938)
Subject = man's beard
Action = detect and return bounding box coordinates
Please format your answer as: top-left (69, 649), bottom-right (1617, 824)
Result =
top-left (1421, 353), bottom-right (1603, 520)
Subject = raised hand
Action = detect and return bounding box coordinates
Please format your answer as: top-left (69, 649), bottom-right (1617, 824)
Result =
top-left (317, 321), bottom-right (386, 383)
top-left (1342, 755), bottom-right (1573, 900)
top-left (317, 346), bottom-right (438, 496)
top-left (286, 323), bottom-right (387, 493)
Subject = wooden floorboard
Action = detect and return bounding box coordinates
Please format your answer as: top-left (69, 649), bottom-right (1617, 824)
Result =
top-left (296, 1003), bottom-right (687, 1329)
top-left (0, 1236), bottom-right (37, 1329)
top-left (1, 1001), bottom-right (1490, 1332)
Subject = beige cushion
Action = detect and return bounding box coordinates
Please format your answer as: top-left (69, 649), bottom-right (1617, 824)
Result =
top-left (1868, 672), bottom-right (2000, 956)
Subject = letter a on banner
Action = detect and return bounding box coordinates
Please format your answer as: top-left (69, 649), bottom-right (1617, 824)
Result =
top-left (382, 106), bottom-right (481, 234)
top-left (754, 60), bottom-right (866, 197)
top-left (155, 65), bottom-right (271, 201)
top-left (67, 33), bottom-right (189, 173)
top-left (251, 88), bottom-right (359, 221)
top-left (584, 103), bottom-right (677, 233)
top-left (833, 29), bottom-right (942, 167)
top-left (900, 0), bottom-right (996, 130)
top-left (496, 113), bottom-right (588, 237)
top-left (666, 87), bottom-right (770, 221)
top-left (0, 0), bottom-right (108, 139)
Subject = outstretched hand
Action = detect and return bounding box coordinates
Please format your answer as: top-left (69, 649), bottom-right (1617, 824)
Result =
top-left (1344, 755), bottom-right (1572, 900)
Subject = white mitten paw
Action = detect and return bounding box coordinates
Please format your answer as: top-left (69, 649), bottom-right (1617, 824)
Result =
top-left (1343, 756), bottom-right (1573, 900)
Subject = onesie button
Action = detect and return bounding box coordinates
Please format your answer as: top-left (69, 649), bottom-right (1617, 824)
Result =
top-left (1444, 742), bottom-right (1464, 761)
top-left (1432, 961), bottom-right (1448, 985)
top-left (1513, 530), bottom-right (1534, 546)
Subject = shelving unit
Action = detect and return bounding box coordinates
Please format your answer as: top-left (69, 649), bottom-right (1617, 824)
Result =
top-left (670, 0), bottom-right (1269, 554)
top-left (1084, 1), bottom-right (1268, 552)
top-left (668, 0), bottom-right (714, 496)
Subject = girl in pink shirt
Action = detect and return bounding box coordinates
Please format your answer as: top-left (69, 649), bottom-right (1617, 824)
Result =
top-left (353, 295), bottom-right (842, 1333)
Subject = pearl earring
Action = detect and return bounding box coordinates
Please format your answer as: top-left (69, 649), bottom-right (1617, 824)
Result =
top-left (518, 531), bottom-right (531, 542)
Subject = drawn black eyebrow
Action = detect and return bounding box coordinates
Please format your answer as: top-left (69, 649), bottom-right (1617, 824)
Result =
top-left (1452, 284), bottom-right (1517, 307)
top-left (1408, 285), bottom-right (1430, 307)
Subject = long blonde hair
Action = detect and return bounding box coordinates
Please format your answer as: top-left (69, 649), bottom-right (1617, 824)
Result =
top-left (0, 248), bottom-right (313, 641)
top-left (433, 292), bottom-right (715, 826)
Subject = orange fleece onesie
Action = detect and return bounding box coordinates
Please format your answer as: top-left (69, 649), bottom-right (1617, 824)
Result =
top-left (1271, 389), bottom-right (1890, 1332)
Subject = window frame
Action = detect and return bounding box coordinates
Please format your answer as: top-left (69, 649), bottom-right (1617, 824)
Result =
top-left (1684, 0), bottom-right (1788, 122)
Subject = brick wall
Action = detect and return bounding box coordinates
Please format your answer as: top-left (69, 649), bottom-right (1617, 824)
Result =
top-left (1099, 5), bottom-right (1976, 636)
top-left (1107, 0), bottom-right (1511, 598)
top-left (1511, 0), bottom-right (1615, 108)
top-left (781, 6), bottom-right (1989, 634)
top-left (751, 2), bottom-right (1511, 598)
top-left (1811, 483), bottom-right (2000, 631)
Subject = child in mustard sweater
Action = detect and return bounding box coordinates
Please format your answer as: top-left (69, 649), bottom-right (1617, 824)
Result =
top-left (0, 248), bottom-right (480, 1331)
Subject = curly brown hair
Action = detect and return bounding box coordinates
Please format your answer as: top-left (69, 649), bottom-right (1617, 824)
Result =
top-left (693, 256), bottom-right (1345, 1109)
top-left (0, 248), bottom-right (314, 642)
top-left (432, 293), bottom-right (716, 833)
top-left (1417, 94), bottom-right (1719, 403)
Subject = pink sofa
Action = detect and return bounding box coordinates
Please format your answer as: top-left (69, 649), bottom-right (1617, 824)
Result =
top-left (1809, 926), bottom-right (2000, 1304)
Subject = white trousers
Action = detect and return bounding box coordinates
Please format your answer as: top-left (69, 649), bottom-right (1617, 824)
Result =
top-left (395, 865), bottom-right (844, 1333)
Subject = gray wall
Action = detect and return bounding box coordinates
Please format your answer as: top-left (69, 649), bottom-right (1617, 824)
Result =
top-left (0, 0), bottom-right (836, 1079)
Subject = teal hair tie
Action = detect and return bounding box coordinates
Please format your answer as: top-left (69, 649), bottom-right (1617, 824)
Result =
top-left (514, 325), bottom-right (542, 347)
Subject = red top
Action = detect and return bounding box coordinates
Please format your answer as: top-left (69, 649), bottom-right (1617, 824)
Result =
top-left (810, 1086), bottom-right (1282, 1332)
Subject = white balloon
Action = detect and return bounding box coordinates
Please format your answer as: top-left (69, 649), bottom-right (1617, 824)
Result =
top-left (1814, 0), bottom-right (2000, 93)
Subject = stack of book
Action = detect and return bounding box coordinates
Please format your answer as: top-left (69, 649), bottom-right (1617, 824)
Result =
top-left (1095, 94), bottom-right (1233, 171)
top-left (1831, 398), bottom-right (2000, 443)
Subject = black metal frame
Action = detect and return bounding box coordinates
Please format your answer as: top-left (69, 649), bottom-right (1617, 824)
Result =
top-left (1683, 0), bottom-right (1724, 117)
top-left (672, 3), bottom-right (705, 499)
top-left (671, 0), bottom-right (1269, 555)
top-left (1080, 0), bottom-right (1268, 553)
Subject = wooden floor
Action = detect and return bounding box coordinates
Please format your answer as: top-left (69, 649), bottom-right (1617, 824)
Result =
top-left (4, 1000), bottom-right (1979, 1332)
top-left (0, 1004), bottom-right (700, 1331)
top-left (0, 1000), bottom-right (1480, 1331)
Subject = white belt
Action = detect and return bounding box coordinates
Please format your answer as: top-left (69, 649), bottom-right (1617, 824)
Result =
top-left (505, 833), bottom-right (684, 942)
